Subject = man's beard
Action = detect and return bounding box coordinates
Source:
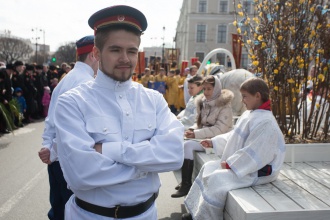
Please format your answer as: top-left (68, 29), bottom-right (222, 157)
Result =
top-left (100, 62), bottom-right (133, 82)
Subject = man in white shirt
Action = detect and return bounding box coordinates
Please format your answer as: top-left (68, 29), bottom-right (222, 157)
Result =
top-left (54, 5), bottom-right (184, 220)
top-left (38, 35), bottom-right (98, 220)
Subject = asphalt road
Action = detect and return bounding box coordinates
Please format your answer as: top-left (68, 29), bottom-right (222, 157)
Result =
top-left (0, 120), bottom-right (186, 220)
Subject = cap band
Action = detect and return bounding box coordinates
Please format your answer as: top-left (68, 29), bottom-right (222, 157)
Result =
top-left (76, 44), bottom-right (94, 56)
top-left (94, 15), bottom-right (142, 32)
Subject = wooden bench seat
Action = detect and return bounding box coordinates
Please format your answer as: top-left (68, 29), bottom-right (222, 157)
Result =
top-left (192, 146), bottom-right (330, 220)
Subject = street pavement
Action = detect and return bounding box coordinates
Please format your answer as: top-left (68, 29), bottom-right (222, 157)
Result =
top-left (0, 120), bottom-right (186, 220)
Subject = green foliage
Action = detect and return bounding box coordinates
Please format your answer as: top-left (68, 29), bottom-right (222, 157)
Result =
top-left (9, 99), bottom-right (22, 127)
top-left (0, 103), bottom-right (15, 132)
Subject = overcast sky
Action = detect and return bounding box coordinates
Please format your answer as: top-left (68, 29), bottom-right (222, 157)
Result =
top-left (1, 0), bottom-right (183, 51)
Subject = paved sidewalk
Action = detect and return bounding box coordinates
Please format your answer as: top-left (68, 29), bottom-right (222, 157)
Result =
top-left (157, 171), bottom-right (186, 220)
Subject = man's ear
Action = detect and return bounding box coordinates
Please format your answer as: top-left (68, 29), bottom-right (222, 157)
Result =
top-left (93, 46), bottom-right (100, 61)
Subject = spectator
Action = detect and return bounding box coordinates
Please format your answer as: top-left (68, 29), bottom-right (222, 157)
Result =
top-left (166, 69), bottom-right (179, 114)
top-left (141, 67), bottom-right (154, 87)
top-left (177, 75), bottom-right (204, 130)
top-left (176, 68), bottom-right (186, 112)
top-left (41, 86), bottom-right (51, 117)
top-left (13, 87), bottom-right (26, 127)
top-left (183, 65), bottom-right (198, 104)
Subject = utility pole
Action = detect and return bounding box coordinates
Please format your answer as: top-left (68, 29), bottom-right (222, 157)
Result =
top-left (32, 28), bottom-right (42, 63)
top-left (42, 29), bottom-right (46, 64)
top-left (162, 26), bottom-right (165, 66)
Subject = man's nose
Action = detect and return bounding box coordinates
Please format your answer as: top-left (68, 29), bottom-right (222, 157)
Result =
top-left (119, 52), bottom-right (129, 62)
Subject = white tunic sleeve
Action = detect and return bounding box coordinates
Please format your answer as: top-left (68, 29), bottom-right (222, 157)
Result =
top-left (225, 119), bottom-right (281, 178)
top-left (211, 130), bottom-right (233, 156)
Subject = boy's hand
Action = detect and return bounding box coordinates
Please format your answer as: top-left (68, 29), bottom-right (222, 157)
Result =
top-left (200, 139), bottom-right (212, 148)
top-left (221, 161), bottom-right (227, 169)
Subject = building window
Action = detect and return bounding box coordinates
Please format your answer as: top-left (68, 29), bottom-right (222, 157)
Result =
top-left (196, 52), bottom-right (205, 62)
top-left (197, 24), bottom-right (206, 43)
top-left (242, 1), bottom-right (252, 14)
top-left (241, 54), bottom-right (249, 69)
top-left (199, 0), bottom-right (207, 13)
top-left (217, 25), bottom-right (227, 43)
top-left (219, 1), bottom-right (228, 13)
top-left (216, 53), bottom-right (226, 65)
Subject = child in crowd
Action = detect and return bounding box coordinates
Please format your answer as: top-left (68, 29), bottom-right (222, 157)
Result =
top-left (182, 78), bottom-right (286, 220)
top-left (42, 86), bottom-right (51, 117)
top-left (50, 78), bottom-right (58, 92)
top-left (177, 75), bottom-right (204, 130)
top-left (13, 87), bottom-right (26, 126)
top-left (171, 75), bottom-right (234, 198)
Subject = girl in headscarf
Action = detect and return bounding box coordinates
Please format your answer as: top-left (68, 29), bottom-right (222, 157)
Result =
top-left (171, 75), bottom-right (234, 198)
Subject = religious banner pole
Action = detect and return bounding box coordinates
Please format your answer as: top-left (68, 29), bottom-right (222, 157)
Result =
top-left (232, 34), bottom-right (242, 69)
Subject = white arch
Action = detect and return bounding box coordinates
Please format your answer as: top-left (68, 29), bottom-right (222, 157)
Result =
top-left (197, 48), bottom-right (236, 75)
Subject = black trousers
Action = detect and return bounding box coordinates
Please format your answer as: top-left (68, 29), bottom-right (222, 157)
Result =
top-left (47, 161), bottom-right (73, 220)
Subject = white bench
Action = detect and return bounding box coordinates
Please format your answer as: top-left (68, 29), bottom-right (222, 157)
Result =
top-left (191, 143), bottom-right (330, 220)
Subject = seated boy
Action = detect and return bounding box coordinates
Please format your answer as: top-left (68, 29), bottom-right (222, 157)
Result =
top-left (182, 78), bottom-right (286, 220)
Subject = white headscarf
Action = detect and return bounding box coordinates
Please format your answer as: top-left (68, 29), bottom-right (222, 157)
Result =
top-left (205, 75), bottom-right (222, 102)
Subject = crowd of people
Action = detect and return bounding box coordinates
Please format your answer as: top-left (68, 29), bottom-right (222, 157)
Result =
top-left (0, 61), bottom-right (74, 133)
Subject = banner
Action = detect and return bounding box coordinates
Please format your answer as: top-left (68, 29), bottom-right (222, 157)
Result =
top-left (165, 48), bottom-right (179, 64)
top-left (191, 57), bottom-right (199, 66)
top-left (180, 60), bottom-right (189, 74)
top-left (232, 34), bottom-right (242, 69)
top-left (134, 52), bottom-right (145, 74)
top-left (148, 81), bottom-right (166, 94)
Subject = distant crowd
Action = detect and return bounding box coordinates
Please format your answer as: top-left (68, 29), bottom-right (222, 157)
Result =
top-left (0, 61), bottom-right (75, 133)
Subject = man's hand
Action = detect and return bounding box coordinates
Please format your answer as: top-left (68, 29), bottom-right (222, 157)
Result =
top-left (221, 161), bottom-right (227, 169)
top-left (94, 143), bottom-right (102, 154)
top-left (38, 147), bottom-right (51, 164)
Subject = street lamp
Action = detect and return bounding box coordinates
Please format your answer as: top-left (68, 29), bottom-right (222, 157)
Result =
top-left (42, 29), bottom-right (46, 64)
top-left (162, 26), bottom-right (165, 65)
top-left (32, 28), bottom-right (42, 64)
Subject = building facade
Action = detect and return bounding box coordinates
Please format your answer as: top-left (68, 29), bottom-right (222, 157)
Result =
top-left (175, 0), bottom-right (251, 69)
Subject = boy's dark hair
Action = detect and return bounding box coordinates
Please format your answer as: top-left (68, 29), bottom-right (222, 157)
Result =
top-left (240, 78), bottom-right (269, 102)
top-left (95, 25), bottom-right (141, 52)
top-left (187, 75), bottom-right (204, 86)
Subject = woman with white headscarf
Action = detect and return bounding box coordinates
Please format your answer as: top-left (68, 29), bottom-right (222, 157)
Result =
top-left (171, 75), bottom-right (234, 198)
